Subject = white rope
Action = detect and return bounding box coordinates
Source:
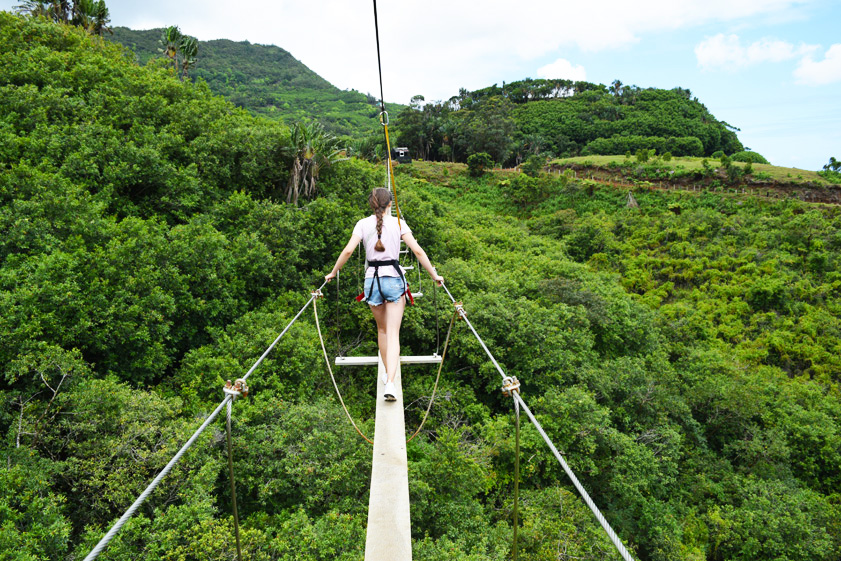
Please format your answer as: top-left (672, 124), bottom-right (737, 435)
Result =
top-left (82, 282), bottom-right (326, 561)
top-left (82, 396), bottom-right (231, 561)
top-left (441, 282), bottom-right (635, 561)
top-left (440, 283), bottom-right (508, 382)
top-left (242, 280), bottom-right (327, 383)
top-left (513, 392), bottom-right (635, 561)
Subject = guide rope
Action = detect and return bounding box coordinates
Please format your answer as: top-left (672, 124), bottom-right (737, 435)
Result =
top-left (82, 282), bottom-right (327, 561)
top-left (313, 290), bottom-right (374, 444)
top-left (513, 391), bottom-right (636, 561)
top-left (440, 282), bottom-right (636, 561)
top-left (512, 387), bottom-right (521, 561)
top-left (223, 380), bottom-right (248, 561)
top-left (406, 307), bottom-right (458, 443)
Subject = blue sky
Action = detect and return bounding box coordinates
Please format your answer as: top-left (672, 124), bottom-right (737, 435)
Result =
top-left (2, 0), bottom-right (838, 170)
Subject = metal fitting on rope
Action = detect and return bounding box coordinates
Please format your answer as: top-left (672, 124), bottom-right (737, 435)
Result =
top-left (379, 110), bottom-right (389, 126)
top-left (311, 289), bottom-right (324, 299)
top-left (453, 302), bottom-right (465, 319)
top-left (224, 378), bottom-right (249, 399)
top-left (501, 376), bottom-right (521, 397)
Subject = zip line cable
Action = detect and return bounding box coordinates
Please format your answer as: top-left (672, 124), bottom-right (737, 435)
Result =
top-left (82, 281), bottom-right (327, 561)
top-left (371, 0), bottom-right (387, 123)
top-left (371, 0), bottom-right (403, 228)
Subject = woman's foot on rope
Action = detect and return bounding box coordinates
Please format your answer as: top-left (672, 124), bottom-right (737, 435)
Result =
top-left (384, 381), bottom-right (396, 401)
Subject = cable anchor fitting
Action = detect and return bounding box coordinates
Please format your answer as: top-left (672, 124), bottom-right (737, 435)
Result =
top-left (501, 376), bottom-right (520, 397)
top-left (379, 110), bottom-right (389, 126)
top-left (224, 378), bottom-right (249, 399)
top-left (453, 302), bottom-right (465, 320)
top-left (311, 289), bottom-right (324, 299)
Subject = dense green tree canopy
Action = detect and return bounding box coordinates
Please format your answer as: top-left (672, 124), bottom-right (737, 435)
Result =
top-left (396, 80), bottom-right (743, 166)
top-left (1, 12), bottom-right (839, 561)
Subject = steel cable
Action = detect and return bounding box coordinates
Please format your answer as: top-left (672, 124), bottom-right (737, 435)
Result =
top-left (440, 282), bottom-right (635, 561)
top-left (82, 283), bottom-right (326, 561)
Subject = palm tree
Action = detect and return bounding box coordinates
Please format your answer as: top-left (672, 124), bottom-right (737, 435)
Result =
top-left (51, 0), bottom-right (70, 22)
top-left (285, 122), bottom-right (345, 205)
top-left (71, 0), bottom-right (110, 35)
top-left (159, 25), bottom-right (183, 73)
top-left (14, 0), bottom-right (51, 18)
top-left (90, 0), bottom-right (111, 35)
top-left (179, 35), bottom-right (198, 79)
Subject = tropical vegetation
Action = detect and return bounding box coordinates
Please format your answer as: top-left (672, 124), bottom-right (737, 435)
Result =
top-left (2, 11), bottom-right (840, 561)
top-left (108, 26), bottom-right (402, 138)
top-left (394, 79), bottom-right (744, 167)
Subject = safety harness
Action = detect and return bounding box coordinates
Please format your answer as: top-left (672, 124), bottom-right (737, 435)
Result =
top-left (356, 259), bottom-right (414, 305)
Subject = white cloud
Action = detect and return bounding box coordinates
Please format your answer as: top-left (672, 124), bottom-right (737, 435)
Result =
top-left (695, 33), bottom-right (817, 70)
top-left (537, 58), bottom-right (587, 81)
top-left (6, 0), bottom-right (811, 103)
top-left (794, 44), bottom-right (841, 85)
top-left (93, 0), bottom-right (816, 102)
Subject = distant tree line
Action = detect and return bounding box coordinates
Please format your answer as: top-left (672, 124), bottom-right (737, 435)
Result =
top-left (394, 78), bottom-right (743, 167)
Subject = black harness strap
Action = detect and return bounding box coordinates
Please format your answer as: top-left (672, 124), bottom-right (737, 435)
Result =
top-left (362, 259), bottom-right (412, 305)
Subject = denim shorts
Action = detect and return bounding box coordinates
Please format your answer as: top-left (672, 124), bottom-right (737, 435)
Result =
top-left (364, 276), bottom-right (406, 306)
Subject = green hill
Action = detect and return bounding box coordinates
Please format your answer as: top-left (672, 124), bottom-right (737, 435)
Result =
top-left (2, 13), bottom-right (841, 561)
top-left (109, 26), bottom-right (399, 137)
top-left (395, 79), bottom-right (744, 165)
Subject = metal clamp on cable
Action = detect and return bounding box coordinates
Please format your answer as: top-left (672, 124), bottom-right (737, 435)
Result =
top-left (311, 289), bottom-right (324, 299)
top-left (453, 301), bottom-right (465, 319)
top-left (501, 376), bottom-right (520, 397)
top-left (224, 378), bottom-right (249, 399)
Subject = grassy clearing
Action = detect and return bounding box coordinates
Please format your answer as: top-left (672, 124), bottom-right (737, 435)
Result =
top-left (550, 155), bottom-right (834, 185)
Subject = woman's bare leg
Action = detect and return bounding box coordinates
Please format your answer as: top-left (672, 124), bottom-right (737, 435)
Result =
top-left (384, 296), bottom-right (405, 382)
top-left (370, 303), bottom-right (388, 374)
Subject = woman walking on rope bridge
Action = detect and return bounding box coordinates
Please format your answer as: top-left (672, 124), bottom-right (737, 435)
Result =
top-left (325, 188), bottom-right (443, 401)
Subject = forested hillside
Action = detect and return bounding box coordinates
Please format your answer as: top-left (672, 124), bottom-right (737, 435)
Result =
top-left (395, 79), bottom-right (744, 166)
top-left (109, 26), bottom-right (399, 137)
top-left (2, 12), bottom-right (840, 561)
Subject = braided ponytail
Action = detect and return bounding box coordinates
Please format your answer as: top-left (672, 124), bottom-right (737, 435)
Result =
top-left (369, 188), bottom-right (392, 252)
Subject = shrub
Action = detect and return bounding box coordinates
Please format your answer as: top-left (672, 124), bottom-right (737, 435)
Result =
top-left (636, 148), bottom-right (653, 163)
top-left (521, 154), bottom-right (546, 177)
top-left (583, 135), bottom-right (702, 157)
top-left (711, 150), bottom-right (726, 159)
top-left (662, 152), bottom-right (672, 162)
top-left (466, 152), bottom-right (494, 177)
top-left (818, 170), bottom-right (841, 183)
top-left (731, 150), bottom-right (770, 164)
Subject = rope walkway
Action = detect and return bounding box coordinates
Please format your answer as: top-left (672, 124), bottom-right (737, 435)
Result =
top-left (83, 1), bottom-right (635, 558)
top-left (82, 281), bottom-right (327, 561)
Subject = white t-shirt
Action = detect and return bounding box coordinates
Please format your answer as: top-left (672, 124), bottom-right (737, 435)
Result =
top-left (352, 214), bottom-right (411, 278)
